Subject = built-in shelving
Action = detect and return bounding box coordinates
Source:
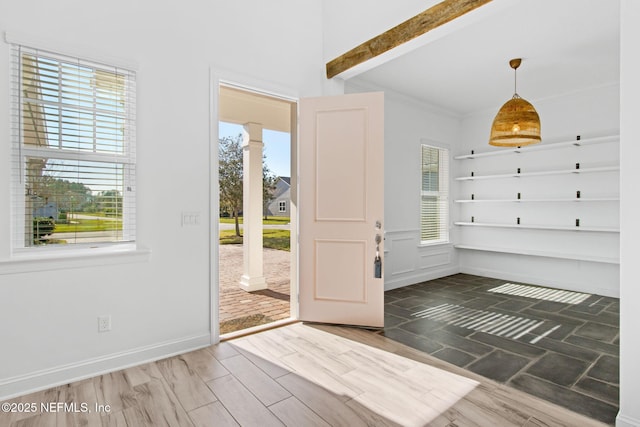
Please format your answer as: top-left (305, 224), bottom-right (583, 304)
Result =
top-left (455, 197), bottom-right (619, 203)
top-left (454, 221), bottom-right (619, 233)
top-left (454, 134), bottom-right (619, 160)
top-left (454, 244), bottom-right (619, 264)
top-left (453, 133), bottom-right (619, 268)
top-left (456, 166), bottom-right (619, 181)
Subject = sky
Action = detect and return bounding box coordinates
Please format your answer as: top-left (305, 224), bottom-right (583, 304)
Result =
top-left (219, 121), bottom-right (291, 178)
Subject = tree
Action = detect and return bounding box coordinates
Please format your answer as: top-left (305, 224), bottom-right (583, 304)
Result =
top-left (96, 190), bottom-right (122, 216)
top-left (263, 162), bottom-right (277, 220)
top-left (219, 135), bottom-right (244, 236)
top-left (29, 174), bottom-right (93, 212)
top-left (219, 133), bottom-right (278, 236)
top-left (33, 217), bottom-right (55, 242)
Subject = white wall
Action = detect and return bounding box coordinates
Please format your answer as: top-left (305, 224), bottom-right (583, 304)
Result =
top-left (345, 81), bottom-right (621, 297)
top-left (346, 75), bottom-right (621, 299)
top-left (0, 0), bottom-right (324, 399)
top-left (618, 1), bottom-right (640, 425)
top-left (346, 81), bottom-right (462, 290)
top-left (456, 84), bottom-right (620, 297)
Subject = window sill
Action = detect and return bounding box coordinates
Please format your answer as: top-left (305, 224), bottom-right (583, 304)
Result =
top-left (0, 244), bottom-right (152, 275)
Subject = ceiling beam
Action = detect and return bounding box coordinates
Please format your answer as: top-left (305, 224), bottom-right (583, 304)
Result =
top-left (326, 0), bottom-right (493, 79)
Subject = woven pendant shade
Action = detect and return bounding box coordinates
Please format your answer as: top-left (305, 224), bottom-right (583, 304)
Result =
top-left (489, 95), bottom-right (541, 146)
top-left (489, 58), bottom-right (541, 147)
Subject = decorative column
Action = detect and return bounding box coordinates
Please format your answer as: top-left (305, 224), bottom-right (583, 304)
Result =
top-left (239, 122), bottom-right (267, 292)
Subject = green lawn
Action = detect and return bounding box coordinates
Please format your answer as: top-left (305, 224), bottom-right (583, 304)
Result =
top-left (51, 214), bottom-right (289, 251)
top-left (262, 229), bottom-right (290, 251)
top-left (220, 229), bottom-right (290, 251)
top-left (55, 219), bottom-right (122, 233)
top-left (220, 216), bottom-right (290, 225)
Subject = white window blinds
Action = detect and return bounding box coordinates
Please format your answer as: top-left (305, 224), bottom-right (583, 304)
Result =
top-left (420, 144), bottom-right (449, 244)
top-left (10, 44), bottom-right (136, 250)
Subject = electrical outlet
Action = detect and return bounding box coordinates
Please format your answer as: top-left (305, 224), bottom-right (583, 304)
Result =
top-left (98, 315), bottom-right (111, 332)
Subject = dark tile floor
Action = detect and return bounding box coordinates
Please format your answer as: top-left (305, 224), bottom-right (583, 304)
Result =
top-left (382, 273), bottom-right (619, 425)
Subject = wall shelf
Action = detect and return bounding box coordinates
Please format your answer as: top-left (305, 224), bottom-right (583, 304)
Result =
top-left (455, 197), bottom-right (619, 203)
top-left (454, 132), bottom-right (619, 273)
top-left (454, 244), bottom-right (619, 264)
top-left (454, 222), bottom-right (619, 233)
top-left (454, 134), bottom-right (619, 160)
top-left (456, 166), bottom-right (619, 181)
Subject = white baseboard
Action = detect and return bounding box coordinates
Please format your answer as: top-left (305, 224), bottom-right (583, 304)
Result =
top-left (617, 411), bottom-right (640, 427)
top-left (0, 333), bottom-right (211, 401)
top-left (384, 266), bottom-right (460, 291)
top-left (459, 265), bottom-right (619, 298)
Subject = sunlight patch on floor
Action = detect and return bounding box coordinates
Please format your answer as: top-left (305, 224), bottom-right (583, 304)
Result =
top-left (488, 283), bottom-right (591, 304)
top-left (233, 323), bottom-right (479, 427)
top-left (413, 303), bottom-right (552, 340)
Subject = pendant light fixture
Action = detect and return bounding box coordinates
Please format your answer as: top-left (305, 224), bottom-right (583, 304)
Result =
top-left (489, 58), bottom-right (541, 147)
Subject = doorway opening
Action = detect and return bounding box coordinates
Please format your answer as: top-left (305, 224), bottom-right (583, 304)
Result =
top-left (217, 84), bottom-right (298, 336)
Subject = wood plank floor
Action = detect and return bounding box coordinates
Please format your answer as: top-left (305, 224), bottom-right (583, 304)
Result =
top-left (0, 323), bottom-right (609, 426)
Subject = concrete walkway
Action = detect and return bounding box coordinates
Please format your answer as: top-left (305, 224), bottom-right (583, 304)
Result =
top-left (218, 244), bottom-right (291, 332)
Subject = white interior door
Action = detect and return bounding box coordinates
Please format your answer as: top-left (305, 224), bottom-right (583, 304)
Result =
top-left (299, 92), bottom-right (384, 328)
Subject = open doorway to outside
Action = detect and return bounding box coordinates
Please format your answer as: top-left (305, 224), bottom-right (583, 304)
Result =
top-left (217, 84), bottom-right (297, 336)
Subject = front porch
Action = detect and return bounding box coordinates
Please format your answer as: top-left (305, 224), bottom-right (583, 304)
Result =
top-left (219, 244), bottom-right (291, 334)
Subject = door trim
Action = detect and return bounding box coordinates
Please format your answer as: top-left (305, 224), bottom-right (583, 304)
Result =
top-left (209, 65), bottom-right (300, 344)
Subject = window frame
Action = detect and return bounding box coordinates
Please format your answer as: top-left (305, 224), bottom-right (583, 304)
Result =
top-left (278, 201), bottom-right (287, 213)
top-left (419, 142), bottom-right (450, 246)
top-left (9, 43), bottom-right (137, 256)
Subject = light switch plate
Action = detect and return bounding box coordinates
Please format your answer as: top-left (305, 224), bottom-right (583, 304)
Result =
top-left (181, 211), bottom-right (201, 227)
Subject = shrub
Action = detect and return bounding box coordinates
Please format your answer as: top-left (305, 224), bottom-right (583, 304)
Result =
top-left (33, 217), bottom-right (55, 241)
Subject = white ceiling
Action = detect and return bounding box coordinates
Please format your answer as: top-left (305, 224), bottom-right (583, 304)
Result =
top-left (347, 0), bottom-right (620, 116)
top-left (219, 85), bottom-right (293, 132)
